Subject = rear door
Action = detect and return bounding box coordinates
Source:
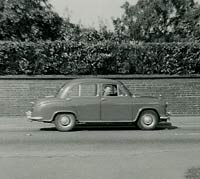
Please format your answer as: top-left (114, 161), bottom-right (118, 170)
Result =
top-left (100, 83), bottom-right (133, 122)
top-left (66, 83), bottom-right (100, 122)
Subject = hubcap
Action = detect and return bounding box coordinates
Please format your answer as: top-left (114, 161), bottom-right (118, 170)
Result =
top-left (142, 115), bottom-right (153, 125)
top-left (60, 116), bottom-right (70, 126)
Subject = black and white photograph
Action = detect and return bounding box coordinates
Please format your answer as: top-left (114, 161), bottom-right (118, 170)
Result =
top-left (0, 0), bottom-right (200, 178)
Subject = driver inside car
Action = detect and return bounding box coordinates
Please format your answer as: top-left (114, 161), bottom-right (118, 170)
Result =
top-left (103, 85), bottom-right (117, 96)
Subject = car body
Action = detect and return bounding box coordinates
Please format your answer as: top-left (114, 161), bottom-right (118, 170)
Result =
top-left (26, 78), bottom-right (170, 131)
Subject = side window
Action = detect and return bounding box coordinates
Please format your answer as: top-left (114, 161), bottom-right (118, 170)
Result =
top-left (118, 85), bottom-right (127, 96)
top-left (103, 84), bottom-right (127, 97)
top-left (80, 84), bottom-right (97, 97)
top-left (103, 84), bottom-right (118, 96)
top-left (67, 85), bottom-right (79, 97)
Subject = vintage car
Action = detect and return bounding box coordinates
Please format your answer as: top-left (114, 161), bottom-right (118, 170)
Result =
top-left (26, 78), bottom-right (170, 131)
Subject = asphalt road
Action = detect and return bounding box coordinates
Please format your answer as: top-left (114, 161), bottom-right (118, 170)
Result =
top-left (0, 117), bottom-right (200, 179)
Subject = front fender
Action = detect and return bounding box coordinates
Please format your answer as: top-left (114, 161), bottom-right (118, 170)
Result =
top-left (133, 107), bottom-right (160, 122)
top-left (50, 110), bottom-right (77, 122)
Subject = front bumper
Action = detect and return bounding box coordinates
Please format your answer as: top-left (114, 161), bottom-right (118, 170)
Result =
top-left (26, 111), bottom-right (43, 122)
top-left (160, 112), bottom-right (171, 122)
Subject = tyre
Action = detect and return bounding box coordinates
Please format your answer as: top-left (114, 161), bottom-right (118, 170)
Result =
top-left (54, 113), bottom-right (76, 132)
top-left (137, 110), bottom-right (158, 130)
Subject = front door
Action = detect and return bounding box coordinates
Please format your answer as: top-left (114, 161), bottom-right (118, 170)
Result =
top-left (101, 84), bottom-right (132, 122)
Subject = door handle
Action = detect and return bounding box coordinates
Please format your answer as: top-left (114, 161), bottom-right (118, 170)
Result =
top-left (101, 98), bottom-right (106, 101)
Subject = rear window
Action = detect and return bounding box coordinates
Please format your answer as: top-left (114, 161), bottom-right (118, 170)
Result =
top-left (65, 83), bottom-right (98, 97)
top-left (80, 84), bottom-right (97, 97)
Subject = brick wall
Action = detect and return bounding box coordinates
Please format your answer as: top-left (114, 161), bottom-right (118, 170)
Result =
top-left (0, 75), bottom-right (200, 116)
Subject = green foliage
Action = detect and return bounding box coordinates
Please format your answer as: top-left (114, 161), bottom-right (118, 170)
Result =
top-left (0, 0), bottom-right (114, 42)
top-left (113, 0), bottom-right (200, 42)
top-left (0, 41), bottom-right (200, 75)
top-left (0, 0), bottom-right (64, 41)
top-left (0, 0), bottom-right (200, 76)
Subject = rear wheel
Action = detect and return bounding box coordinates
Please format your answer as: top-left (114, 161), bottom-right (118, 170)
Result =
top-left (54, 113), bottom-right (76, 132)
top-left (137, 110), bottom-right (158, 130)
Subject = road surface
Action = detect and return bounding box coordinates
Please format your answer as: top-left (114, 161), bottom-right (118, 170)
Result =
top-left (0, 117), bottom-right (200, 179)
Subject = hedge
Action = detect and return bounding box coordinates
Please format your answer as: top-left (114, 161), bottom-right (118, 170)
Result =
top-left (0, 40), bottom-right (200, 75)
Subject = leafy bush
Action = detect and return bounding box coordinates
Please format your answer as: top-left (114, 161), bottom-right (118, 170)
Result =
top-left (0, 41), bottom-right (200, 75)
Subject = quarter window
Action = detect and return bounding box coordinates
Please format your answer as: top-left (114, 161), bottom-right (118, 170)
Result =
top-left (118, 85), bottom-right (126, 96)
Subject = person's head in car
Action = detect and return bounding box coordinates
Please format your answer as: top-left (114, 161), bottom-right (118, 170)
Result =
top-left (103, 85), bottom-right (117, 96)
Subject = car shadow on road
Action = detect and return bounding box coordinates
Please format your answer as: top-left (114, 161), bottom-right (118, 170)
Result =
top-left (40, 122), bottom-right (178, 132)
top-left (40, 125), bottom-right (139, 132)
top-left (157, 122), bottom-right (178, 130)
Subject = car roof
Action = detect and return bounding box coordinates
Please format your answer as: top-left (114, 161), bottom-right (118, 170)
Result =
top-left (68, 78), bottom-right (120, 85)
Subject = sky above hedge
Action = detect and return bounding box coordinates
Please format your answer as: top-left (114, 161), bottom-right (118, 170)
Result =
top-left (49, 0), bottom-right (137, 29)
top-left (50, 0), bottom-right (200, 30)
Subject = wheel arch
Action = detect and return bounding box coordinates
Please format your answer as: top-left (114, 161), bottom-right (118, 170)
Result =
top-left (52, 111), bottom-right (77, 122)
top-left (133, 108), bottom-right (160, 122)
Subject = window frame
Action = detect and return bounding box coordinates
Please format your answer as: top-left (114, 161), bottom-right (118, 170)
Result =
top-left (64, 83), bottom-right (99, 98)
top-left (79, 83), bottom-right (98, 97)
top-left (102, 83), bottom-right (128, 97)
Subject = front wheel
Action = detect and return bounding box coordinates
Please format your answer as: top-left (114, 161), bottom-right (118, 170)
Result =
top-left (137, 110), bottom-right (158, 130)
top-left (54, 113), bottom-right (76, 132)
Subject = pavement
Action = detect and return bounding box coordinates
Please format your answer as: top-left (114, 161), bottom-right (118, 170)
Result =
top-left (171, 116), bottom-right (200, 127)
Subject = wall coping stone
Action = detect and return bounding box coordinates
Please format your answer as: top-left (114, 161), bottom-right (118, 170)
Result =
top-left (1, 75), bottom-right (200, 80)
